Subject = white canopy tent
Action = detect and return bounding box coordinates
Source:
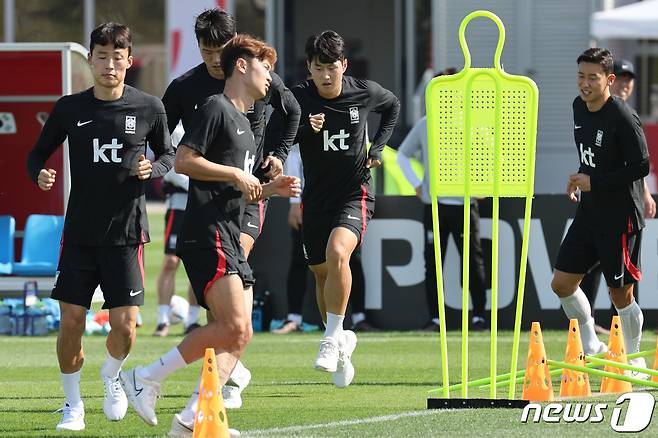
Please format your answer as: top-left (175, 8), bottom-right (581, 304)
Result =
top-left (591, 0), bottom-right (658, 40)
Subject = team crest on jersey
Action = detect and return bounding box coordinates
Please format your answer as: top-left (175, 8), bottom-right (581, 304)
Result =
top-left (349, 106), bottom-right (360, 124)
top-left (125, 116), bottom-right (136, 134)
top-left (595, 129), bottom-right (604, 147)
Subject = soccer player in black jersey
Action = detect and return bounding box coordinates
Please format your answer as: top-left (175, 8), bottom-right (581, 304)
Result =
top-left (26, 23), bottom-right (175, 431)
top-left (160, 8), bottom-right (300, 428)
top-left (551, 48), bottom-right (650, 374)
top-left (291, 31), bottom-right (400, 387)
top-left (120, 35), bottom-right (299, 430)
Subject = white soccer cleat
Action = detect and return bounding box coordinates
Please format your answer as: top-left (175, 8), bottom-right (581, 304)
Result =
top-left (168, 413), bottom-right (241, 438)
top-left (119, 367), bottom-right (160, 426)
top-left (626, 357), bottom-right (650, 381)
top-left (314, 337), bottom-right (340, 373)
top-left (102, 373), bottom-right (128, 421)
top-left (585, 340), bottom-right (608, 356)
top-left (56, 402), bottom-right (85, 431)
top-left (332, 330), bottom-right (357, 388)
top-left (223, 366), bottom-right (252, 409)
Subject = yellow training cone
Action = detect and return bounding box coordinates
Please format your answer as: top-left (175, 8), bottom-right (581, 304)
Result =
top-left (193, 348), bottom-right (230, 438)
top-left (600, 316), bottom-right (632, 394)
top-left (522, 322), bottom-right (554, 401)
top-left (559, 319), bottom-right (591, 397)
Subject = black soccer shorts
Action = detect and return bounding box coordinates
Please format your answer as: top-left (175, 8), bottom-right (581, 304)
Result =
top-left (52, 244), bottom-right (145, 309)
top-left (240, 199), bottom-right (268, 241)
top-left (555, 213), bottom-right (642, 288)
top-left (164, 208), bottom-right (185, 255)
top-left (178, 221), bottom-right (255, 310)
top-left (301, 185), bottom-right (375, 266)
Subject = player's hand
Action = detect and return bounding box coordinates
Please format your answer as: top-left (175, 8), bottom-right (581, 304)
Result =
top-left (37, 168), bottom-right (56, 191)
top-left (644, 191), bottom-right (656, 218)
top-left (366, 158), bottom-right (382, 169)
top-left (309, 113), bottom-right (325, 133)
top-left (134, 154), bottom-right (153, 180)
top-left (262, 155), bottom-right (283, 179)
top-left (288, 203), bottom-right (303, 230)
top-left (234, 169), bottom-right (262, 202)
top-left (566, 180), bottom-right (579, 203)
top-left (569, 173), bottom-right (591, 192)
top-left (269, 175), bottom-right (301, 198)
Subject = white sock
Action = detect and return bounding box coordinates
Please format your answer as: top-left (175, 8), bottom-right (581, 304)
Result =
top-left (184, 305), bottom-right (201, 327)
top-left (181, 377), bottom-right (201, 424)
top-left (352, 312), bottom-right (366, 325)
top-left (140, 347), bottom-right (186, 382)
top-left (324, 313), bottom-right (344, 341)
top-left (157, 305), bottom-right (171, 325)
top-left (616, 300), bottom-right (643, 355)
top-left (61, 370), bottom-right (83, 406)
top-left (226, 360), bottom-right (251, 387)
top-left (100, 352), bottom-right (127, 379)
top-left (560, 288), bottom-right (601, 353)
top-left (287, 313), bottom-right (302, 325)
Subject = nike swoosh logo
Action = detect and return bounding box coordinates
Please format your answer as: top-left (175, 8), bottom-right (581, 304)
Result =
top-left (194, 104), bottom-right (198, 110)
top-left (237, 128), bottom-right (245, 135)
top-left (129, 290), bottom-right (143, 297)
top-left (132, 369), bottom-right (143, 397)
top-left (614, 273), bottom-right (624, 280)
top-left (347, 215), bottom-right (360, 220)
top-left (77, 120), bottom-right (92, 126)
top-left (574, 125), bottom-right (582, 129)
top-left (246, 222), bottom-right (259, 229)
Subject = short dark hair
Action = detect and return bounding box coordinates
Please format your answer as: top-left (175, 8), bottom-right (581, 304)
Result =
top-left (90, 22), bottom-right (132, 55)
top-left (305, 30), bottom-right (345, 64)
top-left (577, 48), bottom-right (614, 75)
top-left (434, 67), bottom-right (457, 78)
top-left (220, 34), bottom-right (277, 78)
top-left (195, 8), bottom-right (236, 47)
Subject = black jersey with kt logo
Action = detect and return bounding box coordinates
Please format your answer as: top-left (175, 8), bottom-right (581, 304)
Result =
top-left (572, 95), bottom-right (649, 233)
top-left (27, 85), bottom-right (174, 246)
top-left (292, 76), bottom-right (399, 212)
top-left (177, 94), bottom-right (258, 249)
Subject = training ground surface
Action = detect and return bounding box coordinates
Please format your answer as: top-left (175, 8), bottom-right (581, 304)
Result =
top-left (1, 210), bottom-right (657, 437)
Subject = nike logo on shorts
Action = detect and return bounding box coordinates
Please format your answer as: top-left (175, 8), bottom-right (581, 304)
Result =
top-left (246, 222), bottom-right (259, 229)
top-left (614, 273), bottom-right (624, 280)
top-left (347, 215), bottom-right (360, 220)
top-left (237, 128), bottom-right (245, 135)
top-left (129, 290), bottom-right (143, 297)
top-left (77, 120), bottom-right (92, 126)
top-left (574, 125), bottom-right (582, 129)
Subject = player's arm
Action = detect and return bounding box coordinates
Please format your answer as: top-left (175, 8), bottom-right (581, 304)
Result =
top-left (26, 99), bottom-right (68, 191)
top-left (263, 73), bottom-right (302, 167)
top-left (397, 118), bottom-right (425, 196)
top-left (366, 80), bottom-right (401, 167)
top-left (584, 109), bottom-right (649, 192)
top-left (144, 102), bottom-right (176, 179)
top-left (162, 81), bottom-right (183, 134)
top-left (258, 174), bottom-right (301, 200)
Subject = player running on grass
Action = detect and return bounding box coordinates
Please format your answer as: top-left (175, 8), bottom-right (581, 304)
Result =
top-left (27, 22), bottom-right (175, 431)
top-left (290, 30), bottom-right (399, 387)
top-left (161, 7), bottom-right (300, 428)
top-left (551, 48), bottom-right (650, 373)
top-left (120, 34), bottom-right (300, 433)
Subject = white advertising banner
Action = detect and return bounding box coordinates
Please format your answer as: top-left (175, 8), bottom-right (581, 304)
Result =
top-left (166, 0), bottom-right (233, 83)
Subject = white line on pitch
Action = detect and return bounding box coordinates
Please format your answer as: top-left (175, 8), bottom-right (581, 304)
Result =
top-left (243, 409), bottom-right (446, 436)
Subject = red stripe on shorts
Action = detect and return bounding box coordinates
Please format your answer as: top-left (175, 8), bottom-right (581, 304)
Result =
top-left (622, 218), bottom-right (641, 281)
top-left (137, 243), bottom-right (145, 283)
top-left (164, 210), bottom-right (175, 247)
top-left (204, 228), bottom-right (227, 296)
top-left (258, 200), bottom-right (265, 235)
top-left (360, 185), bottom-right (368, 244)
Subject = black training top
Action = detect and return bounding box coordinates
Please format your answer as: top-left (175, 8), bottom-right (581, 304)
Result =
top-left (573, 95), bottom-right (649, 233)
top-left (291, 75), bottom-right (400, 212)
top-left (162, 63), bottom-right (300, 177)
top-left (27, 85), bottom-right (174, 246)
top-left (177, 94), bottom-right (258, 249)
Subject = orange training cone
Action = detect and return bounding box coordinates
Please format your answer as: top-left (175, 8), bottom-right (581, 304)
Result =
top-left (193, 348), bottom-right (230, 438)
top-left (652, 337), bottom-right (658, 384)
top-left (522, 322), bottom-right (554, 401)
top-left (600, 316), bottom-right (632, 394)
top-left (559, 319), bottom-right (591, 397)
